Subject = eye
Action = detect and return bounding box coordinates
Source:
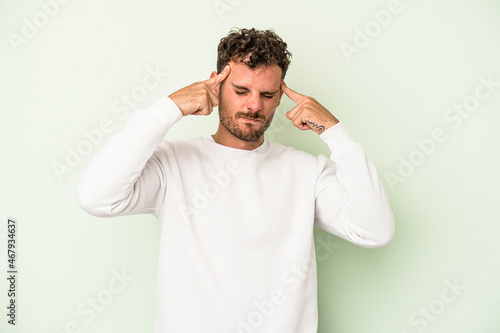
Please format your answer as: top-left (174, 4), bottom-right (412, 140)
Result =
top-left (235, 91), bottom-right (246, 95)
top-left (263, 95), bottom-right (275, 99)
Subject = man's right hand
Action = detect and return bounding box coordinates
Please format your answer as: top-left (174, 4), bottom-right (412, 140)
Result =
top-left (168, 64), bottom-right (231, 116)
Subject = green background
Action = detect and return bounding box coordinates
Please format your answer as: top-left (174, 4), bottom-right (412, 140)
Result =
top-left (1, 0), bottom-right (499, 332)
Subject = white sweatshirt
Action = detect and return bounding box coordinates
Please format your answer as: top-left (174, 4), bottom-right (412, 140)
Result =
top-left (78, 96), bottom-right (394, 333)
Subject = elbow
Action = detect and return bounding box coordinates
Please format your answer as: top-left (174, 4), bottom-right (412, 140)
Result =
top-left (77, 189), bottom-right (100, 217)
top-left (368, 228), bottom-right (394, 248)
top-left (356, 232), bottom-right (394, 249)
top-left (345, 207), bottom-right (395, 248)
top-left (361, 214), bottom-right (395, 249)
top-left (77, 183), bottom-right (111, 218)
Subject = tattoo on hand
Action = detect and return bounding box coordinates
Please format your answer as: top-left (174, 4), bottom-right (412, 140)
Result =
top-left (306, 120), bottom-right (325, 132)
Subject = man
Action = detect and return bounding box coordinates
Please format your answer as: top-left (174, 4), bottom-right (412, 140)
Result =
top-left (78, 28), bottom-right (394, 332)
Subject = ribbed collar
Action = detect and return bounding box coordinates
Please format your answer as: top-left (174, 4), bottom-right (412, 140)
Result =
top-left (200, 136), bottom-right (271, 154)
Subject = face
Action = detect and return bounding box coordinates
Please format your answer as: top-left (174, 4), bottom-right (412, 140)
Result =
top-left (216, 61), bottom-right (283, 142)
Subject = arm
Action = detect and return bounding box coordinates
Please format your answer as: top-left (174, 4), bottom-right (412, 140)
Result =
top-left (78, 65), bottom-right (231, 217)
top-left (282, 83), bottom-right (394, 248)
top-left (314, 122), bottom-right (395, 248)
top-left (77, 97), bottom-right (183, 217)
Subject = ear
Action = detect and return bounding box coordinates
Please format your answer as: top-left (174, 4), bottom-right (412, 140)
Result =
top-left (210, 71), bottom-right (219, 94)
top-left (277, 80), bottom-right (285, 106)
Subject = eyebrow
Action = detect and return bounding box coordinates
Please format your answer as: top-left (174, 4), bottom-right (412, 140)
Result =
top-left (231, 83), bottom-right (279, 95)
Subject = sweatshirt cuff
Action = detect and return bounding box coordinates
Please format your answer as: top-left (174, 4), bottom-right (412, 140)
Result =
top-left (136, 96), bottom-right (183, 134)
top-left (319, 121), bottom-right (360, 158)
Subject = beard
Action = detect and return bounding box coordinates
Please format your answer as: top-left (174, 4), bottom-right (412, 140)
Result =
top-left (218, 93), bottom-right (274, 142)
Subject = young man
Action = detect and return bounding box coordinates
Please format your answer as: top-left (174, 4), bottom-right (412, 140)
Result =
top-left (78, 28), bottom-right (394, 332)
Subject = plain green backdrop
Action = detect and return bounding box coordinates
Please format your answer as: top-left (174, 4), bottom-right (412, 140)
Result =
top-left (1, 0), bottom-right (499, 332)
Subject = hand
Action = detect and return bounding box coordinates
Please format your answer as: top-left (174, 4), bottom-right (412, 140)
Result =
top-left (282, 82), bottom-right (339, 134)
top-left (169, 65), bottom-right (231, 116)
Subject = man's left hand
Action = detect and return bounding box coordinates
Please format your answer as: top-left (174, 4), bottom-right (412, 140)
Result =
top-left (282, 82), bottom-right (339, 135)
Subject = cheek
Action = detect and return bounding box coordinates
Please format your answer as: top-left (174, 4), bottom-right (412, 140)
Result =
top-left (264, 97), bottom-right (280, 111)
top-left (223, 93), bottom-right (242, 107)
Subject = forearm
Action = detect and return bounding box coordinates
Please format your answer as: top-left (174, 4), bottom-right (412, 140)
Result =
top-left (77, 96), bottom-right (183, 217)
top-left (315, 122), bottom-right (395, 248)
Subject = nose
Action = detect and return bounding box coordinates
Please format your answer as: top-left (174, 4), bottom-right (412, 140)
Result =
top-left (246, 93), bottom-right (262, 112)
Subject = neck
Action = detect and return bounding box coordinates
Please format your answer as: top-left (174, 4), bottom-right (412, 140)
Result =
top-left (212, 123), bottom-right (264, 151)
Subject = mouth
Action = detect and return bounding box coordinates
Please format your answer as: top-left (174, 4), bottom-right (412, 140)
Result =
top-left (239, 117), bottom-right (262, 124)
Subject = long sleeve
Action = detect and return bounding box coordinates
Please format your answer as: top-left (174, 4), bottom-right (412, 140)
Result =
top-left (77, 96), bottom-right (183, 217)
top-left (314, 121), bottom-right (395, 248)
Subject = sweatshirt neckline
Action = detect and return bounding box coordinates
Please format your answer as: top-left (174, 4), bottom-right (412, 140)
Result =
top-left (201, 136), bottom-right (270, 153)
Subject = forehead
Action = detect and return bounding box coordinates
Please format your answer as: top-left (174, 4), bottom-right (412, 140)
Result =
top-left (227, 61), bottom-right (282, 90)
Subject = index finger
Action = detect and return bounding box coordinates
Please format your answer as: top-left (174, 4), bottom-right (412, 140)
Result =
top-left (210, 64), bottom-right (231, 88)
top-left (282, 81), bottom-right (305, 104)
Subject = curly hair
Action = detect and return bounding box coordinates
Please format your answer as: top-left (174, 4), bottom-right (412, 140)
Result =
top-left (217, 28), bottom-right (292, 79)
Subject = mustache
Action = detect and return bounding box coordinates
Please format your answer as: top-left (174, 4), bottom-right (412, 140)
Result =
top-left (235, 112), bottom-right (265, 121)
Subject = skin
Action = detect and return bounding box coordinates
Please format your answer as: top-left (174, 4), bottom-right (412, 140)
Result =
top-left (168, 60), bottom-right (339, 150)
